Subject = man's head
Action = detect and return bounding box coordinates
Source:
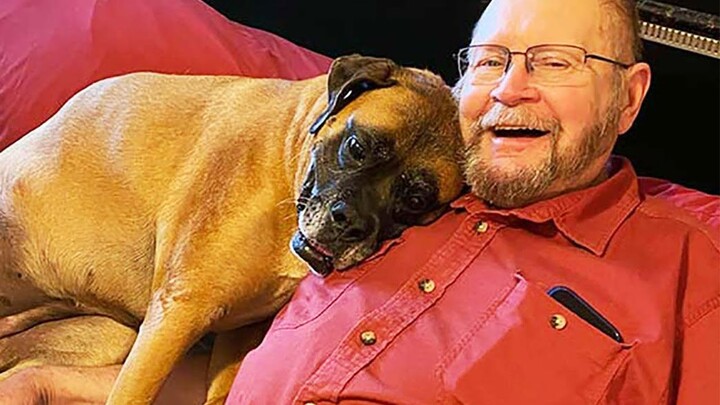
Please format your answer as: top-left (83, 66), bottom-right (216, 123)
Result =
top-left (455, 0), bottom-right (652, 208)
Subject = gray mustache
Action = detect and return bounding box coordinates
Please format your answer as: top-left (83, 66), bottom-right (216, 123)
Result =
top-left (474, 104), bottom-right (560, 133)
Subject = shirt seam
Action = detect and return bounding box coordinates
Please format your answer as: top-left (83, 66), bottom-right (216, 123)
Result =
top-left (556, 191), bottom-right (639, 256)
top-left (433, 274), bottom-right (521, 404)
top-left (684, 294), bottom-right (720, 328)
top-left (637, 203), bottom-right (720, 252)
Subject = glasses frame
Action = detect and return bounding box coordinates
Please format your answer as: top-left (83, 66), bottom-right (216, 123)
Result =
top-left (455, 43), bottom-right (633, 80)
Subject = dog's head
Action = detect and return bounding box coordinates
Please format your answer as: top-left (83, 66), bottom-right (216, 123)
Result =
top-left (292, 55), bottom-right (465, 277)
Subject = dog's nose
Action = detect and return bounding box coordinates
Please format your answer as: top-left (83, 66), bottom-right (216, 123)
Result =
top-left (329, 200), bottom-right (371, 242)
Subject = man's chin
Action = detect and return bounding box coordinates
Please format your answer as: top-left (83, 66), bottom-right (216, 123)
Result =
top-left (486, 159), bottom-right (539, 177)
top-left (466, 162), bottom-right (555, 209)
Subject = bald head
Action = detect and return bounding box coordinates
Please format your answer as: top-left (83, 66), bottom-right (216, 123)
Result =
top-left (600, 0), bottom-right (643, 62)
top-left (473, 0), bottom-right (641, 63)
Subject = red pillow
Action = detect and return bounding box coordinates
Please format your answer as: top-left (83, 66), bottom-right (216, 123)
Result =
top-left (0, 0), bottom-right (332, 150)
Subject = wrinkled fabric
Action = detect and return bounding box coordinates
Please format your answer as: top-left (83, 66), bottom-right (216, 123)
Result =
top-left (0, 0), bottom-right (331, 150)
top-left (229, 157), bottom-right (720, 405)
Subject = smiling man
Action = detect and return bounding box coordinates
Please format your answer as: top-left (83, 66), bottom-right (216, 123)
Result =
top-left (457, 0), bottom-right (644, 209)
top-left (2, 0), bottom-right (718, 403)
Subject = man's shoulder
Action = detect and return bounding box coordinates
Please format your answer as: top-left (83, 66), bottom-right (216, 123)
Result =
top-left (638, 177), bottom-right (719, 226)
top-left (634, 176), bottom-right (719, 247)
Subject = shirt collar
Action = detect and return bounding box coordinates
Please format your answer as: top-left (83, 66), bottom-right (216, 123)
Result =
top-left (451, 156), bottom-right (641, 256)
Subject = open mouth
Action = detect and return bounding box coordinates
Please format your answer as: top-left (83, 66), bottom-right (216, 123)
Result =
top-left (290, 231), bottom-right (334, 278)
top-left (493, 126), bottom-right (550, 138)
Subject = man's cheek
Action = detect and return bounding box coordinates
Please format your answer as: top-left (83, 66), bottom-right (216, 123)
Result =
top-left (459, 84), bottom-right (489, 122)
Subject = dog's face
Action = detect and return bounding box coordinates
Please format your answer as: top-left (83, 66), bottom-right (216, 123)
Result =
top-left (291, 56), bottom-right (465, 277)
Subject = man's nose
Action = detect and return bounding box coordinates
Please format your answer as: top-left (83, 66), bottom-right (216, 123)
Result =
top-left (489, 57), bottom-right (540, 106)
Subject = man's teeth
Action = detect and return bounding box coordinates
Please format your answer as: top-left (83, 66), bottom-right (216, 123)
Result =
top-left (492, 126), bottom-right (549, 137)
top-left (495, 125), bottom-right (545, 131)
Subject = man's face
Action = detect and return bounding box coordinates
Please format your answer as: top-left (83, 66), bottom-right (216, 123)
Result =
top-left (457, 0), bottom-right (624, 208)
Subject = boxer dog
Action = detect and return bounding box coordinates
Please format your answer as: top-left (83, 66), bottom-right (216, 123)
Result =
top-left (0, 55), bottom-right (464, 403)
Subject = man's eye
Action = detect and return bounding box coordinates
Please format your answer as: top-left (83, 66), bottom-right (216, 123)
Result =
top-left (534, 57), bottom-right (572, 69)
top-left (475, 57), bottom-right (505, 69)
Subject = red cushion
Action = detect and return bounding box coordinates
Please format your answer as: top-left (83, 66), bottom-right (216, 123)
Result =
top-left (0, 0), bottom-right (332, 150)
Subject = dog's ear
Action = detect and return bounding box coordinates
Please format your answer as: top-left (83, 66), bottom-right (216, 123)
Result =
top-left (310, 55), bottom-right (398, 135)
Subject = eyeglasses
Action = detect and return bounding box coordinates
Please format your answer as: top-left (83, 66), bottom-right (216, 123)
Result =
top-left (455, 44), bottom-right (633, 86)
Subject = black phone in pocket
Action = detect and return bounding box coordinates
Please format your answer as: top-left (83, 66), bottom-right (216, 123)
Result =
top-left (547, 285), bottom-right (624, 343)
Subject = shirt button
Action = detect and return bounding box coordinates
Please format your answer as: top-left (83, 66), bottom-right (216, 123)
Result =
top-left (550, 314), bottom-right (567, 330)
top-left (360, 330), bottom-right (377, 345)
top-left (418, 278), bottom-right (436, 293)
top-left (475, 220), bottom-right (489, 233)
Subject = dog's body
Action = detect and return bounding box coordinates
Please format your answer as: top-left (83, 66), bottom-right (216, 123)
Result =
top-left (0, 57), bottom-right (464, 403)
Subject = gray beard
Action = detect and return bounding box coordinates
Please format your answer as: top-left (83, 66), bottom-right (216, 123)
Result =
top-left (464, 98), bottom-right (621, 209)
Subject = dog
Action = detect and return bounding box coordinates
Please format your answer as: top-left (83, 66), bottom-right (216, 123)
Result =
top-left (0, 55), bottom-right (465, 404)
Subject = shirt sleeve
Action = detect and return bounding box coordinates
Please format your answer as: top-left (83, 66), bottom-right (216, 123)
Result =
top-left (675, 301), bottom-right (720, 404)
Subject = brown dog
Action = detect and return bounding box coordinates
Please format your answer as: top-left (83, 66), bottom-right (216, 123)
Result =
top-left (0, 55), bottom-right (464, 403)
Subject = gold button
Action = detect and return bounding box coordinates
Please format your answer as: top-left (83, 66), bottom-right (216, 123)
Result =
top-left (304, 403), bottom-right (316, 405)
top-left (550, 314), bottom-right (567, 330)
top-left (360, 330), bottom-right (377, 345)
top-left (475, 221), bottom-right (489, 233)
top-left (418, 278), bottom-right (436, 293)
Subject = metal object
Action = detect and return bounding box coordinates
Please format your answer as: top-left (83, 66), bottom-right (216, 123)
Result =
top-left (637, 1), bottom-right (719, 59)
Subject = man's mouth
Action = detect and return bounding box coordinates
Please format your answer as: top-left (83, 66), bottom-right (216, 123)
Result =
top-left (492, 125), bottom-right (551, 138)
top-left (290, 231), bottom-right (334, 278)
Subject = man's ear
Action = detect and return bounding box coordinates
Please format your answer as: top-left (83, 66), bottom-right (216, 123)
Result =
top-left (310, 55), bottom-right (398, 135)
top-left (618, 62), bottom-right (652, 135)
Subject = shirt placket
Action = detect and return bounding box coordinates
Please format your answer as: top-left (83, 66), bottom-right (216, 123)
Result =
top-left (294, 215), bottom-right (501, 404)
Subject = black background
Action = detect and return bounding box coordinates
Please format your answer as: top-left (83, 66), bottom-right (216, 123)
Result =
top-left (203, 0), bottom-right (719, 194)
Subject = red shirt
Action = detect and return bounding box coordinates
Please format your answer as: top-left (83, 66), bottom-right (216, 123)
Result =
top-left (228, 158), bottom-right (720, 404)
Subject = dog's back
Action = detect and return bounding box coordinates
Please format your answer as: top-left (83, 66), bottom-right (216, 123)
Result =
top-left (0, 72), bottom-right (325, 327)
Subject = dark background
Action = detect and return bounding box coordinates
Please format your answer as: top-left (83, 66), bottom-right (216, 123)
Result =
top-left (204, 0), bottom-right (719, 194)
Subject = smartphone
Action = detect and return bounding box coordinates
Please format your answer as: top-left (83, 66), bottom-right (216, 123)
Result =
top-left (547, 285), bottom-right (624, 343)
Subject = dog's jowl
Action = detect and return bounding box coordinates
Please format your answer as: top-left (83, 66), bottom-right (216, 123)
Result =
top-left (0, 55), bottom-right (464, 404)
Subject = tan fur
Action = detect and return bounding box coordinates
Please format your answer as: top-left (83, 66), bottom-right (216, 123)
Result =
top-left (0, 64), bottom-right (463, 404)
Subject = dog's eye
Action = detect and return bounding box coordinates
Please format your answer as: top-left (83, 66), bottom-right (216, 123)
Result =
top-left (346, 135), bottom-right (366, 161)
top-left (406, 193), bottom-right (430, 213)
top-left (392, 170), bottom-right (439, 224)
top-left (339, 134), bottom-right (366, 167)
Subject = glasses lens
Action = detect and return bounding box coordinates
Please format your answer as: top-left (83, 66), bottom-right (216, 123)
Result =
top-left (461, 45), bottom-right (508, 84)
top-left (456, 48), bottom-right (470, 75)
top-left (528, 45), bottom-right (586, 84)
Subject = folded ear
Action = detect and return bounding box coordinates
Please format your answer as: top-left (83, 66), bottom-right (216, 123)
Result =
top-left (309, 55), bottom-right (398, 135)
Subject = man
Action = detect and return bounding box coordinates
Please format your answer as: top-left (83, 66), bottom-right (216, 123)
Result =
top-left (2, 0), bottom-right (718, 403)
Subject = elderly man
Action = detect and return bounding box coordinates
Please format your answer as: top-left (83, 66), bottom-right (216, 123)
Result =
top-left (3, 0), bottom-right (718, 403)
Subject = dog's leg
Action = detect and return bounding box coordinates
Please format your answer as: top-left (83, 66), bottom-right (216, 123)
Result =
top-left (204, 319), bottom-right (272, 405)
top-left (105, 282), bottom-right (225, 405)
top-left (0, 301), bottom-right (99, 339)
top-left (0, 315), bottom-right (136, 382)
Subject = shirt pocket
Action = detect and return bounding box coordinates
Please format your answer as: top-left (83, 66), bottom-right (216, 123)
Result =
top-left (271, 237), bottom-right (404, 331)
top-left (438, 273), bottom-right (635, 405)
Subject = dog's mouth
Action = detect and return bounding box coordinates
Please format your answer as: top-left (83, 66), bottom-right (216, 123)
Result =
top-left (291, 231), bottom-right (334, 277)
top-left (290, 231), bottom-right (377, 278)
top-left (492, 125), bottom-right (551, 138)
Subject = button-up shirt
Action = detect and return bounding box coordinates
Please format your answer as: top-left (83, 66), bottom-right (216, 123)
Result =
top-left (228, 157), bottom-right (720, 404)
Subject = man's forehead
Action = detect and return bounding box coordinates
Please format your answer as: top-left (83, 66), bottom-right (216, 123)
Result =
top-left (472, 0), bottom-right (605, 51)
